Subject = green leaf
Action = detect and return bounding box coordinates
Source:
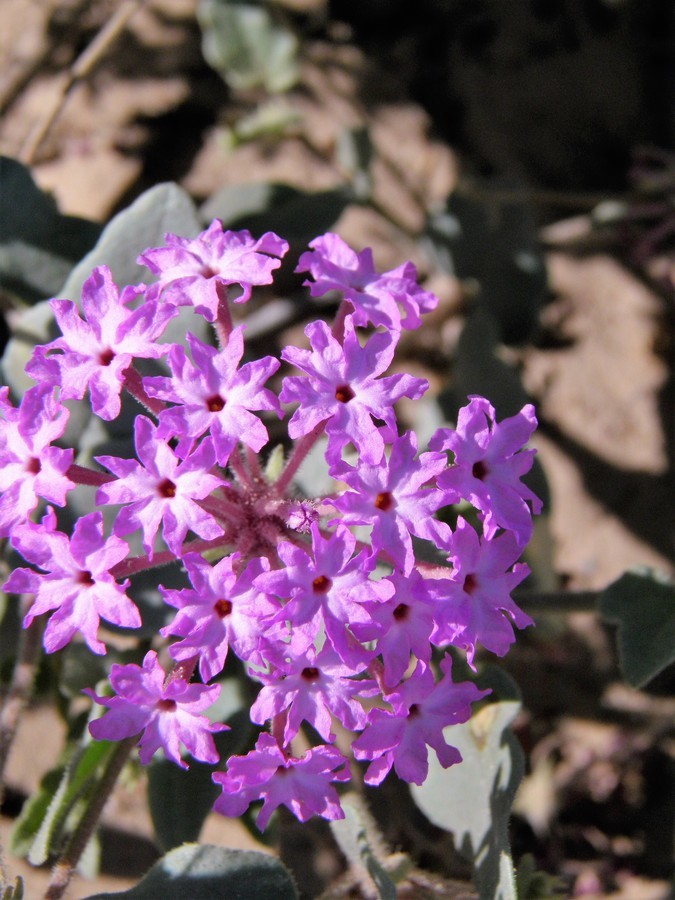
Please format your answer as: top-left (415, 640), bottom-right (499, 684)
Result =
top-left (330, 794), bottom-right (399, 900)
top-left (599, 568), bottom-right (675, 688)
top-left (219, 99), bottom-right (301, 149)
top-left (27, 740), bottom-right (116, 865)
top-left (450, 306), bottom-right (531, 421)
top-left (336, 127), bottom-right (373, 201)
top-left (410, 699), bottom-right (524, 900)
top-left (147, 761), bottom-right (220, 852)
top-left (201, 183), bottom-right (351, 242)
top-left (148, 703), bottom-right (254, 851)
top-left (0, 588), bottom-right (21, 677)
top-left (1, 181), bottom-right (201, 400)
top-left (425, 187), bottom-right (547, 345)
top-left (59, 182), bottom-right (201, 304)
top-left (0, 156), bottom-right (101, 304)
top-left (84, 844), bottom-right (299, 899)
top-left (10, 738), bottom-right (115, 864)
top-left (198, 0), bottom-right (300, 94)
top-left (1, 875), bottom-right (24, 900)
top-left (9, 766), bottom-right (65, 858)
top-left (515, 853), bottom-right (566, 899)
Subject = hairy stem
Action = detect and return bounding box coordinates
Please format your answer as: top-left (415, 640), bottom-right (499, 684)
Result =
top-left (66, 463), bottom-right (115, 487)
top-left (44, 737), bottom-right (136, 900)
top-left (274, 422), bottom-right (326, 497)
top-left (198, 494), bottom-right (246, 526)
top-left (110, 535), bottom-right (228, 579)
top-left (228, 445), bottom-right (253, 489)
top-left (331, 300), bottom-right (352, 342)
top-left (123, 365), bottom-right (166, 417)
top-left (214, 282), bottom-right (233, 347)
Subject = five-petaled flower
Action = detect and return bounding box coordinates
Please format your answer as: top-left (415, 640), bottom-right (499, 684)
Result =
top-left (86, 650), bottom-right (227, 768)
top-left (3, 509), bottom-right (138, 655)
top-left (213, 733), bottom-right (350, 830)
top-left (139, 221), bottom-right (289, 321)
top-left (280, 315), bottom-right (427, 465)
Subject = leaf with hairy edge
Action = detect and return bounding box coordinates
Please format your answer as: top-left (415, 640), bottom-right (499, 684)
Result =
top-left (411, 699), bottom-right (524, 900)
top-left (84, 844), bottom-right (298, 900)
top-left (198, 0), bottom-right (299, 94)
top-left (330, 793), bottom-right (400, 900)
top-left (0, 156), bottom-right (101, 305)
top-left (148, 701), bottom-right (255, 852)
top-left (10, 738), bottom-right (115, 865)
top-left (1, 182), bottom-right (202, 397)
top-left (599, 568), bottom-right (675, 688)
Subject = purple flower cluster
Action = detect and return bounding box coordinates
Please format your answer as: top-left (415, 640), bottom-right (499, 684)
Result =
top-left (1, 225), bottom-right (541, 829)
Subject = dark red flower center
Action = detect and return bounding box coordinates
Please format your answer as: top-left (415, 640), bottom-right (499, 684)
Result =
top-left (374, 491), bottom-right (395, 512)
top-left (157, 699), bottom-right (177, 712)
top-left (393, 602), bottom-right (409, 621)
top-left (206, 394), bottom-right (225, 412)
top-left (213, 598), bottom-right (233, 618)
top-left (312, 575), bottom-right (332, 594)
top-left (301, 667), bottom-right (320, 681)
top-left (335, 384), bottom-right (355, 404)
top-left (158, 478), bottom-right (177, 498)
top-left (472, 460), bottom-right (489, 480)
top-left (77, 570), bottom-right (95, 586)
top-left (26, 457), bottom-right (41, 475)
top-left (98, 348), bottom-right (115, 367)
top-left (408, 703), bottom-right (420, 718)
top-left (463, 573), bottom-right (478, 595)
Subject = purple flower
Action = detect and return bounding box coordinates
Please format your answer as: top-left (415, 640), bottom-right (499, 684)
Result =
top-left (143, 328), bottom-right (280, 464)
top-left (363, 569), bottom-right (442, 689)
top-left (160, 552), bottom-right (279, 681)
top-left (352, 657), bottom-right (488, 785)
top-left (26, 266), bottom-right (177, 420)
top-left (213, 733), bottom-right (350, 830)
top-left (296, 232), bottom-right (438, 331)
top-left (328, 431), bottom-right (451, 574)
top-left (280, 316), bottom-right (427, 464)
top-left (256, 522), bottom-right (392, 664)
top-left (431, 517), bottom-right (532, 666)
top-left (0, 385), bottom-right (74, 537)
top-left (86, 650), bottom-right (226, 768)
top-left (139, 221), bottom-right (289, 321)
top-left (250, 644), bottom-right (371, 744)
top-left (96, 416), bottom-right (225, 559)
top-left (3, 509), bottom-right (138, 655)
top-left (430, 397), bottom-right (543, 544)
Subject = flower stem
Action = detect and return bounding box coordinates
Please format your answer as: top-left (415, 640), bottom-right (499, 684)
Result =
top-left (274, 422), bottom-right (326, 497)
top-left (228, 445), bottom-right (253, 489)
top-left (165, 655), bottom-right (199, 687)
top-left (198, 494), bottom-right (246, 526)
top-left (123, 365), bottom-right (166, 416)
top-left (246, 446), bottom-right (263, 481)
top-left (214, 282), bottom-right (233, 347)
top-left (271, 711), bottom-right (289, 750)
top-left (331, 300), bottom-right (352, 342)
top-left (44, 736), bottom-right (136, 900)
top-left (110, 536), bottom-right (227, 579)
top-left (66, 463), bottom-right (115, 487)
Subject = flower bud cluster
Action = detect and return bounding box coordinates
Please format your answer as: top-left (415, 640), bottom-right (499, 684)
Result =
top-left (1, 224), bottom-right (542, 829)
